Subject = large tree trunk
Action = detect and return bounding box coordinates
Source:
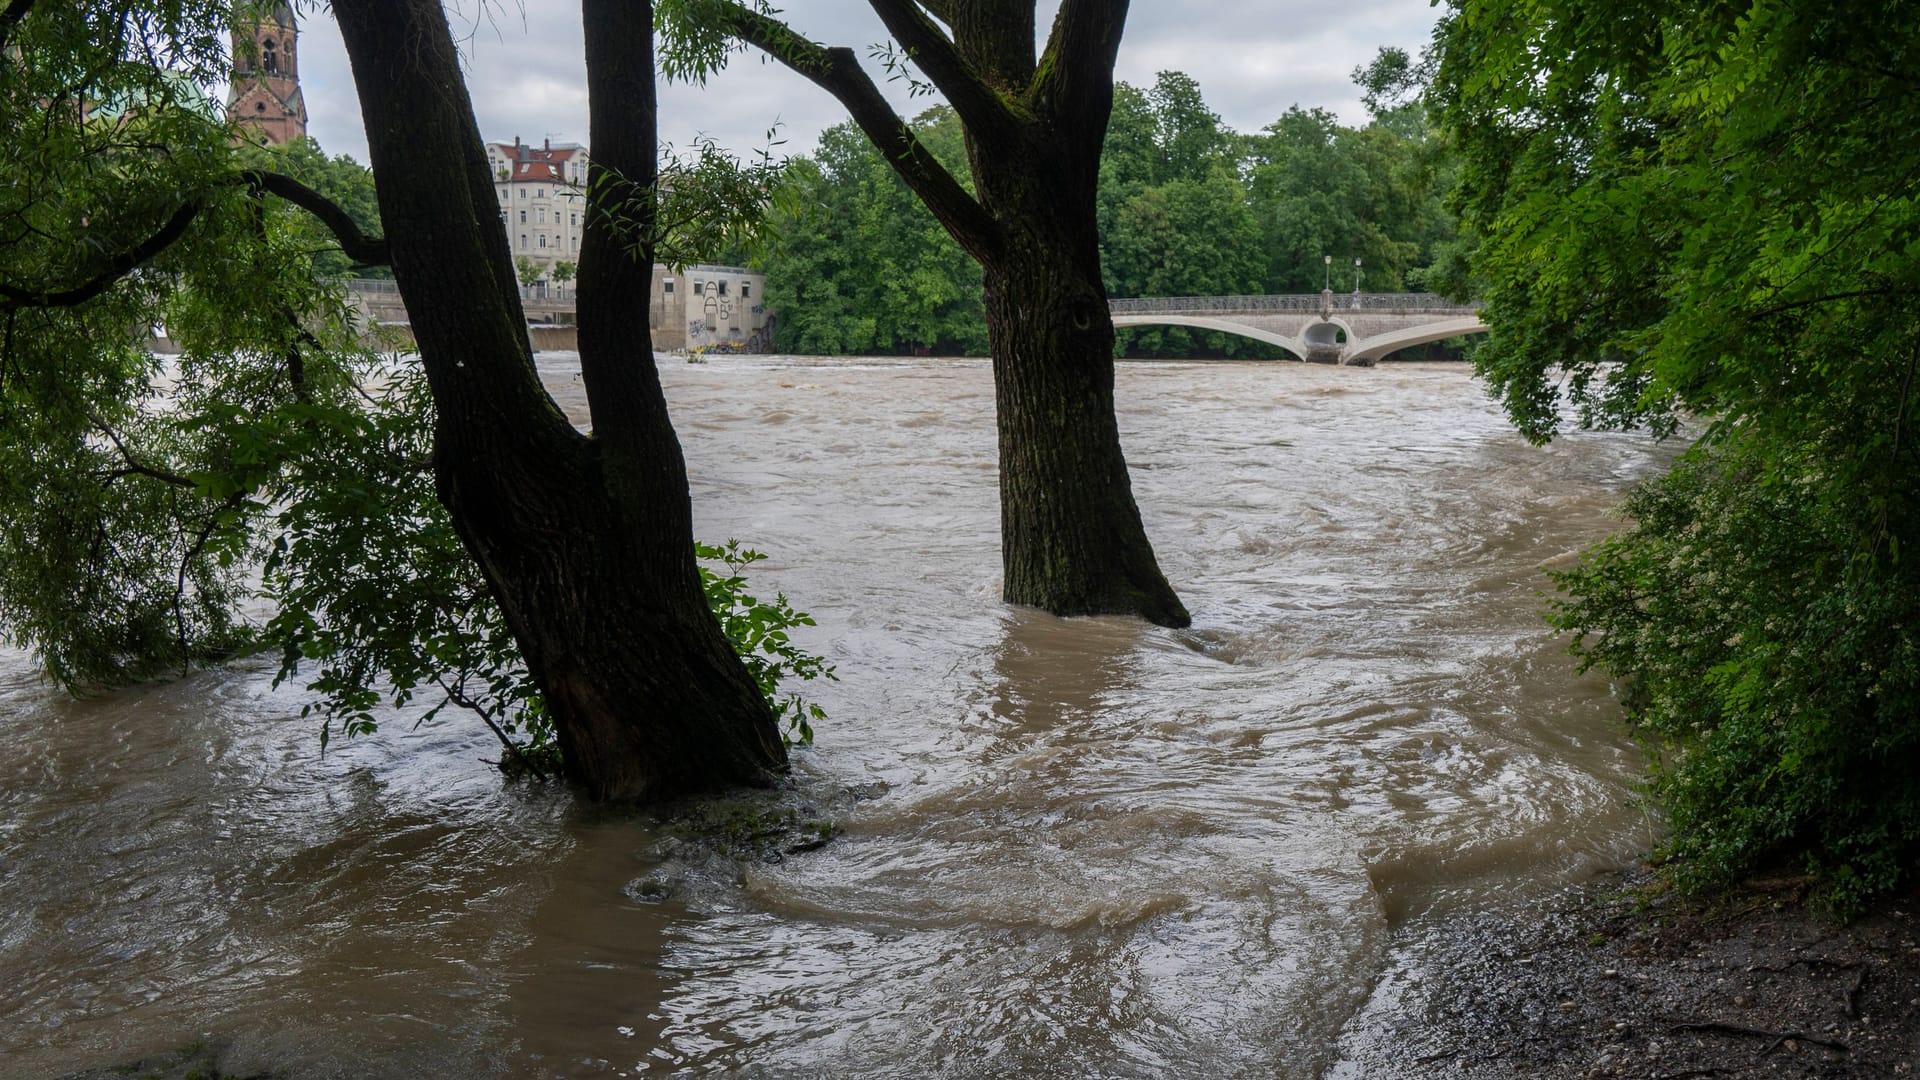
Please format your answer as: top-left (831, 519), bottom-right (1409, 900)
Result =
top-left (331, 0), bottom-right (785, 800)
top-left (974, 158), bottom-right (1189, 626)
top-left (964, 13), bottom-right (1190, 628)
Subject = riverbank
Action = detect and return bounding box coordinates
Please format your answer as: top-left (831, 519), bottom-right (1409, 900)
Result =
top-left (1335, 869), bottom-right (1920, 1077)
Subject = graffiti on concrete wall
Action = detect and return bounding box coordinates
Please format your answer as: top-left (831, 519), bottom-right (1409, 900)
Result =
top-left (682, 275), bottom-right (774, 353)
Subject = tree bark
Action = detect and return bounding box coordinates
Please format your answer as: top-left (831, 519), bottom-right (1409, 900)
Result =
top-left (331, 0), bottom-right (785, 801)
top-left (971, 101), bottom-right (1189, 627)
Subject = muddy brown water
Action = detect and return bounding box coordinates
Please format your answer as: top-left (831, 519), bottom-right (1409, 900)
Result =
top-left (1, 357), bottom-right (1669, 1078)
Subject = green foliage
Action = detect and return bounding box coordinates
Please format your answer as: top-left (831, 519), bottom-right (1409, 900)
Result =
top-left (1434, 0), bottom-right (1920, 908)
top-left (260, 373), bottom-right (830, 767)
top-left (1242, 104), bottom-right (1452, 297)
top-left (655, 131), bottom-right (795, 269)
top-left (694, 540), bottom-right (834, 748)
top-left (235, 137), bottom-right (386, 278)
top-left (747, 66), bottom-right (1458, 361)
top-left (582, 130), bottom-right (793, 272)
top-left (1093, 70), bottom-right (1457, 359)
top-left (0, 1), bottom-right (377, 687)
top-left (1096, 75), bottom-right (1269, 358)
top-left (758, 108), bottom-right (990, 356)
top-left (514, 255), bottom-right (544, 285)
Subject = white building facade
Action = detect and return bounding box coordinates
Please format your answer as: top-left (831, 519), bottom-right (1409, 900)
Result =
top-left (486, 136), bottom-right (588, 282)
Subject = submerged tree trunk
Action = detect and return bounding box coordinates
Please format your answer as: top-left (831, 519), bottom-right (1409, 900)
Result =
top-left (974, 139), bottom-right (1188, 624)
top-left (687, 0), bottom-right (1191, 628)
top-left (332, 0), bottom-right (785, 800)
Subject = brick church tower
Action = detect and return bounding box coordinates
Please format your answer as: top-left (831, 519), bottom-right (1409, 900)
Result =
top-left (228, 4), bottom-right (307, 144)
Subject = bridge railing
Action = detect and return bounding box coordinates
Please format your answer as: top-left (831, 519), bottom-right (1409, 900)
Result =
top-left (1108, 293), bottom-right (1479, 314)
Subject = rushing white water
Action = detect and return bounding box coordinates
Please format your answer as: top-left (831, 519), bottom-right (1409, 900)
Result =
top-left (0, 356), bottom-right (1666, 1078)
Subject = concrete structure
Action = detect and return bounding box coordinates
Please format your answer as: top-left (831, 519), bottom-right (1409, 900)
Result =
top-left (649, 265), bottom-right (773, 351)
top-left (227, 4), bottom-right (306, 145)
top-left (1110, 292), bottom-right (1486, 365)
top-left (486, 137), bottom-right (589, 281)
top-left (345, 263), bottom-right (775, 353)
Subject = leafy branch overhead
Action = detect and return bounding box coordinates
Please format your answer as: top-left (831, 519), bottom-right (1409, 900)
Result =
top-left (1433, 0), bottom-right (1920, 912)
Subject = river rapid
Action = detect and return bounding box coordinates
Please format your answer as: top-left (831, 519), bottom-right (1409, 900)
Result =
top-left (1, 356), bottom-right (1668, 1078)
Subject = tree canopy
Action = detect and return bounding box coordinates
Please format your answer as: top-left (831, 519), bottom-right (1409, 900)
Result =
top-left (760, 65), bottom-right (1460, 361)
top-left (1432, 0), bottom-right (1920, 910)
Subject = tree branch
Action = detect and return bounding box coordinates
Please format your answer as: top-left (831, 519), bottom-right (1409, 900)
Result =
top-left (0, 170), bottom-right (389, 313)
top-left (90, 411), bottom-right (196, 489)
top-left (708, 2), bottom-right (1000, 260)
top-left (174, 489), bottom-right (250, 673)
top-left (0, 0), bottom-right (34, 52)
top-left (864, 0), bottom-right (1022, 135)
top-left (241, 170), bottom-right (391, 267)
top-left (1033, 0), bottom-right (1129, 134)
top-left (0, 200), bottom-right (203, 311)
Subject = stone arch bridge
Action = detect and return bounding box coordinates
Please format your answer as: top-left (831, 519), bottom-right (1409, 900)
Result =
top-left (1110, 291), bottom-right (1485, 365)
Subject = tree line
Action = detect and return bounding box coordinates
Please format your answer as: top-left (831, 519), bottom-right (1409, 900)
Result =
top-left (759, 66), bottom-right (1461, 360)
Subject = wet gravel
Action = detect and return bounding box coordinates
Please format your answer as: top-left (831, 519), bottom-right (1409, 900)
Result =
top-left (1337, 870), bottom-right (1920, 1078)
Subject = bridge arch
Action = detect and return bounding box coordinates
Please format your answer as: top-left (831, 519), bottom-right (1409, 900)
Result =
top-left (1345, 316), bottom-right (1488, 365)
top-left (1299, 317), bottom-right (1353, 359)
top-left (1110, 314), bottom-right (1307, 361)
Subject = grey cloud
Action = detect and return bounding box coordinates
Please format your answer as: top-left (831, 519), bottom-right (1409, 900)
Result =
top-left (300, 2), bottom-right (1441, 167)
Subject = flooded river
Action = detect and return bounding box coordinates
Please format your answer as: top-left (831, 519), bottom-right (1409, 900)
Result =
top-left (1, 357), bottom-right (1666, 1078)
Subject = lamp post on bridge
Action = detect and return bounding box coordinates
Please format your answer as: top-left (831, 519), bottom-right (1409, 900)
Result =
top-left (1321, 254), bottom-right (1333, 318)
top-left (1351, 257), bottom-right (1363, 309)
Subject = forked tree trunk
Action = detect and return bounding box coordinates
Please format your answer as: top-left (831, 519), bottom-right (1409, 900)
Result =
top-left (708, 0), bottom-right (1191, 628)
top-left (332, 0), bottom-right (785, 800)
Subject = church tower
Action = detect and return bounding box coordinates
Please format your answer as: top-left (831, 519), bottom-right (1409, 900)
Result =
top-left (228, 4), bottom-right (307, 144)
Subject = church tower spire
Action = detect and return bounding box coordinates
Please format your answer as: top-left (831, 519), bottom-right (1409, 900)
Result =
top-left (228, 4), bottom-right (307, 144)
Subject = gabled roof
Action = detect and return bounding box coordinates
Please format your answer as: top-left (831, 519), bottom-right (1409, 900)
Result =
top-left (486, 139), bottom-right (588, 185)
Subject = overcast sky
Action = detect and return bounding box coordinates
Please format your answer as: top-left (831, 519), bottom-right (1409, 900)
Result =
top-left (294, 2), bottom-right (1443, 164)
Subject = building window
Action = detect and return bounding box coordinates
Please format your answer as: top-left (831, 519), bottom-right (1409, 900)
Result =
top-left (518, 209), bottom-right (526, 223)
top-left (741, 283), bottom-right (751, 299)
top-left (718, 281), bottom-right (729, 297)
top-left (519, 233), bottom-right (527, 250)
top-left (536, 188), bottom-right (545, 198)
top-left (538, 234), bottom-right (547, 247)
top-left (537, 207), bottom-right (546, 224)
top-left (262, 39), bottom-right (278, 74)
top-left (693, 282), bottom-right (703, 295)
top-left (663, 280), bottom-right (675, 294)
top-left (519, 188), bottom-right (526, 199)
top-left (569, 212), bottom-right (577, 227)
top-left (498, 210), bottom-right (506, 224)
